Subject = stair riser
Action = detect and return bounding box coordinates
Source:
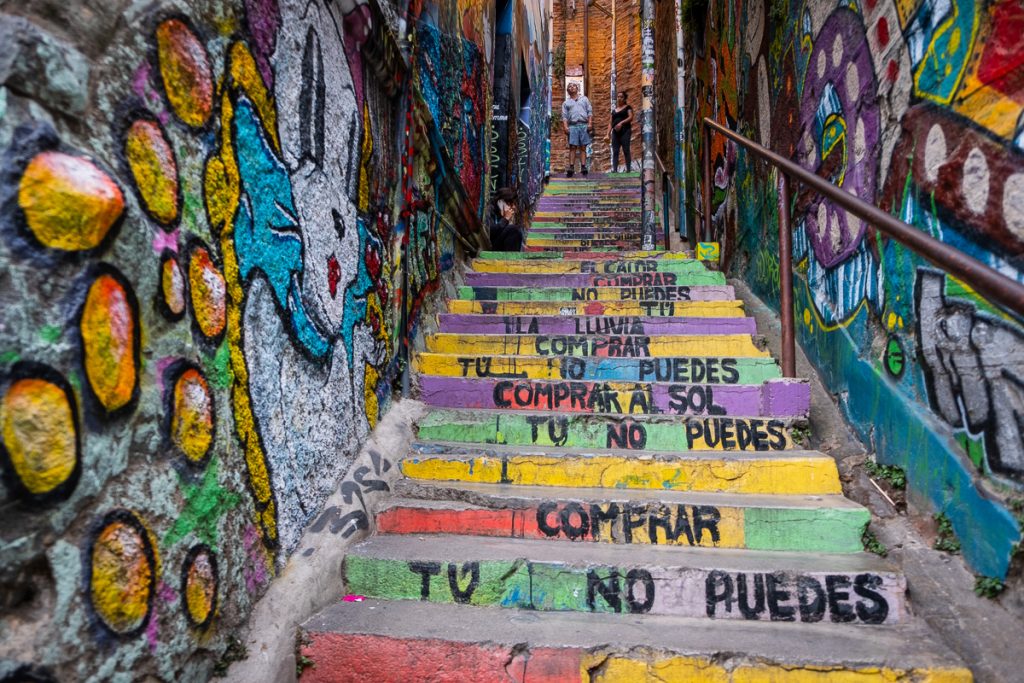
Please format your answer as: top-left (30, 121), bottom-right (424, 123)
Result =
top-left (417, 377), bottom-right (809, 418)
top-left (457, 285), bottom-right (735, 302)
top-left (401, 453), bottom-right (841, 495)
top-left (299, 634), bottom-right (969, 683)
top-left (437, 314), bottom-right (755, 336)
top-left (464, 273), bottom-right (726, 289)
top-left (413, 354), bottom-right (783, 384)
top-left (376, 503), bottom-right (868, 553)
top-left (343, 556), bottom-right (905, 624)
top-left (416, 412), bottom-right (796, 452)
top-left (472, 260), bottom-right (717, 275)
top-left (525, 246), bottom-right (626, 252)
top-left (426, 334), bottom-right (765, 359)
top-left (525, 241), bottom-right (641, 248)
top-left (475, 250), bottom-right (694, 261)
top-left (448, 300), bottom-right (743, 317)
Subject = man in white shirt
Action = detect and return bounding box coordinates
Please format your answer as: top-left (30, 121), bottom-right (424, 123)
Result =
top-left (561, 83), bottom-right (593, 177)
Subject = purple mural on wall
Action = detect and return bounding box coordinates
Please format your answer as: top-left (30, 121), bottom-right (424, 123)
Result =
top-left (797, 7), bottom-right (879, 268)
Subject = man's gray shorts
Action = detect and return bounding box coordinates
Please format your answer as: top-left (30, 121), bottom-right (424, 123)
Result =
top-left (568, 124), bottom-right (591, 147)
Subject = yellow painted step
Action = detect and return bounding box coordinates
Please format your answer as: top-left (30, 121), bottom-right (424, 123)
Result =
top-left (424, 333), bottom-right (767, 358)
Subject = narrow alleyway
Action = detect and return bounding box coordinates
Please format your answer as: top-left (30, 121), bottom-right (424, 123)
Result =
top-left (297, 175), bottom-right (970, 680)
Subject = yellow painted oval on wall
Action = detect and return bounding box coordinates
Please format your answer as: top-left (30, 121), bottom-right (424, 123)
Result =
top-left (156, 18), bottom-right (214, 128)
top-left (1, 370), bottom-right (79, 499)
top-left (18, 151), bottom-right (124, 251)
top-left (170, 366), bottom-right (214, 465)
top-left (182, 545), bottom-right (217, 628)
top-left (80, 270), bottom-right (139, 413)
top-left (88, 511), bottom-right (157, 635)
top-left (125, 118), bottom-right (179, 226)
top-left (188, 245), bottom-right (226, 340)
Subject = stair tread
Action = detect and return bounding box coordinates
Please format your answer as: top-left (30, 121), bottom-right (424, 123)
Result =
top-left (389, 480), bottom-right (866, 510)
top-left (303, 599), bottom-right (966, 671)
top-left (409, 440), bottom-right (829, 461)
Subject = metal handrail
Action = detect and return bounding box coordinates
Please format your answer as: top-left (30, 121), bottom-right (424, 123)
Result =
top-left (702, 116), bottom-right (1024, 377)
top-left (431, 205), bottom-right (479, 256)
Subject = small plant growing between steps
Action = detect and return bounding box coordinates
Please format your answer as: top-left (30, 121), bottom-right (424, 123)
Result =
top-left (974, 576), bottom-right (1006, 599)
top-left (212, 636), bottom-right (248, 677)
top-left (865, 461), bottom-right (906, 489)
top-left (790, 424), bottom-right (811, 447)
top-left (862, 527), bottom-right (888, 557)
top-left (933, 513), bottom-right (961, 554)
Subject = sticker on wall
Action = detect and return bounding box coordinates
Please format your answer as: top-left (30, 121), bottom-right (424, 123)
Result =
top-left (697, 242), bottom-right (720, 262)
top-left (85, 509), bottom-right (159, 637)
top-left (0, 362), bottom-right (81, 504)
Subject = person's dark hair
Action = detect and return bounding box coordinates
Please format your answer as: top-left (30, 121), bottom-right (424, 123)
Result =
top-left (494, 187), bottom-right (516, 206)
top-left (619, 91), bottom-right (628, 100)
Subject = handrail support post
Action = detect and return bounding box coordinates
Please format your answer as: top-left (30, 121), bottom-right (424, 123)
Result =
top-left (702, 123), bottom-right (712, 243)
top-left (778, 173), bottom-right (796, 378)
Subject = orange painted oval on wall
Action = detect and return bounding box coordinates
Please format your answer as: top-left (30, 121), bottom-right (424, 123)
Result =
top-left (188, 245), bottom-right (226, 340)
top-left (125, 118), bottom-right (180, 226)
top-left (155, 18), bottom-right (214, 128)
top-left (0, 366), bottom-right (80, 501)
top-left (169, 366), bottom-right (214, 465)
top-left (80, 269), bottom-right (139, 413)
top-left (88, 510), bottom-right (157, 635)
top-left (18, 151), bottom-right (124, 251)
top-left (160, 253), bottom-right (186, 320)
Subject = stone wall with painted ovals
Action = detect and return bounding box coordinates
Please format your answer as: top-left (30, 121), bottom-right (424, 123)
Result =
top-left (682, 0), bottom-right (1024, 579)
top-left (0, 0), bottom-right (548, 679)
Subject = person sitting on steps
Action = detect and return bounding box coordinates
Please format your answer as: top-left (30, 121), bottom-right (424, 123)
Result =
top-left (609, 91), bottom-right (634, 173)
top-left (489, 187), bottom-right (523, 251)
top-left (561, 82), bottom-right (593, 177)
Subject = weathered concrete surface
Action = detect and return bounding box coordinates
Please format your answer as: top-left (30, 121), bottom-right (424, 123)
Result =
top-left (300, 600), bottom-right (971, 682)
top-left (343, 535), bottom-right (906, 623)
top-left (221, 400), bottom-right (426, 683)
top-left (0, 14), bottom-right (90, 115)
top-left (401, 443), bottom-right (841, 495)
top-left (378, 482), bottom-right (869, 552)
top-left (414, 408), bottom-right (797, 451)
top-left (416, 376), bottom-right (810, 417)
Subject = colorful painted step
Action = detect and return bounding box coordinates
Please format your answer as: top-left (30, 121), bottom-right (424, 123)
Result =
top-left (463, 271), bottom-right (717, 287)
top-left (300, 601), bottom-right (971, 682)
top-left (470, 259), bottom-right (716, 275)
top-left (402, 442), bottom-right (842, 495)
top-left (381, 481), bottom-right (866, 552)
top-left (424, 333), bottom-right (766, 359)
top-left (456, 284), bottom-right (735, 301)
top-left (416, 376), bottom-right (810, 417)
top-left (412, 352), bottom-right (784, 384)
top-left (342, 535), bottom-right (906, 624)
top-left (447, 299), bottom-right (743, 317)
top-left (436, 313), bottom-right (756, 335)
top-left (474, 249), bottom-right (695, 261)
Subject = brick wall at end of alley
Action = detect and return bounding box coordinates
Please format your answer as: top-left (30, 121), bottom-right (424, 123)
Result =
top-left (551, 0), bottom-right (641, 172)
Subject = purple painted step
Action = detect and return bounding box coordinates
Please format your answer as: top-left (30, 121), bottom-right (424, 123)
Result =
top-left (417, 376), bottom-right (810, 417)
top-left (437, 314), bottom-right (757, 336)
top-left (465, 273), bottom-right (728, 289)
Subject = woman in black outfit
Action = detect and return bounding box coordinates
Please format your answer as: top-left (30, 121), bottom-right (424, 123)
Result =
top-left (609, 91), bottom-right (634, 172)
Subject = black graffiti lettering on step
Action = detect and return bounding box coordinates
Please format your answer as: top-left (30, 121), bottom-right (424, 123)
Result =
top-left (492, 380), bottom-right (629, 412)
top-left (503, 316), bottom-right (540, 333)
top-left (580, 260), bottom-right (659, 274)
top-left (574, 317), bottom-right (644, 334)
top-left (526, 415), bottom-right (569, 446)
top-left (667, 385), bottom-right (727, 415)
top-left (705, 571), bottom-right (890, 624)
top-left (455, 357), bottom-right (527, 378)
top-left (535, 335), bottom-right (652, 357)
top-left (684, 418), bottom-right (787, 450)
top-left (606, 421), bottom-right (648, 449)
top-left (619, 286), bottom-right (693, 301)
top-left (592, 273), bottom-right (678, 286)
top-left (560, 356), bottom-right (587, 380)
top-left (407, 561), bottom-right (481, 603)
top-left (638, 302), bottom-right (676, 315)
top-left (535, 502), bottom-right (721, 546)
top-left (586, 568), bottom-right (655, 613)
top-left (638, 358), bottom-right (740, 384)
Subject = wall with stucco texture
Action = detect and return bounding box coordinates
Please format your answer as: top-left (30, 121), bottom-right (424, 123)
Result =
top-left (0, 0), bottom-right (548, 679)
top-left (683, 0), bottom-right (1024, 579)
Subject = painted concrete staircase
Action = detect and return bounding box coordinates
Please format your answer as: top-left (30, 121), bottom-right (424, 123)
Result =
top-left (300, 174), bottom-right (971, 681)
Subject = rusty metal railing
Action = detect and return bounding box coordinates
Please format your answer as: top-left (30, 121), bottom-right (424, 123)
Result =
top-left (702, 117), bottom-right (1024, 378)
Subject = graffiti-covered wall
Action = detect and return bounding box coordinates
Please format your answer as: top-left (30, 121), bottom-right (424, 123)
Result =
top-left (0, 0), bottom-right (547, 679)
top-left (684, 0), bottom-right (1024, 578)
